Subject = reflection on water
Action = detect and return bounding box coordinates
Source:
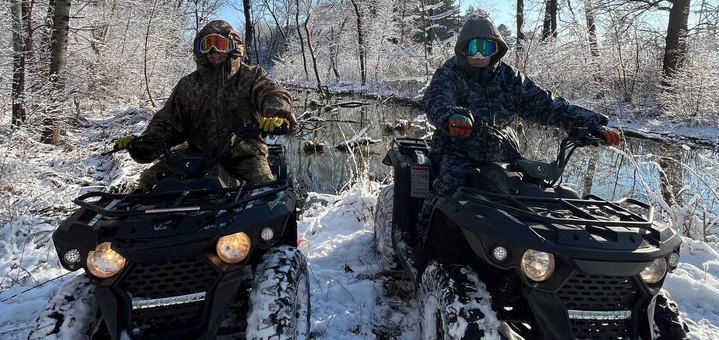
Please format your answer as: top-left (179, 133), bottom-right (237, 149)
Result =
top-left (269, 96), bottom-right (719, 217)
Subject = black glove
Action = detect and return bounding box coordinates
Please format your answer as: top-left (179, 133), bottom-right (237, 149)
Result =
top-left (126, 135), bottom-right (165, 163)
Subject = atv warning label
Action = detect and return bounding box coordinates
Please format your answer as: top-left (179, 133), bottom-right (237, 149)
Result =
top-left (410, 166), bottom-right (430, 198)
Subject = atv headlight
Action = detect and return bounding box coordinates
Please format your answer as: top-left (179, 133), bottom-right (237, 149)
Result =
top-left (640, 258), bottom-right (667, 284)
top-left (216, 232), bottom-right (251, 264)
top-left (521, 249), bottom-right (555, 282)
top-left (87, 242), bottom-right (126, 279)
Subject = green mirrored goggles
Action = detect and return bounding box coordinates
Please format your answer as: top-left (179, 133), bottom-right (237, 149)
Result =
top-left (465, 38), bottom-right (498, 59)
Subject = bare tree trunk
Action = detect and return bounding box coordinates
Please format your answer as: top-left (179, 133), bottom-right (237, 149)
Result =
top-left (22, 0), bottom-right (35, 61)
top-left (583, 0), bottom-right (599, 58)
top-left (542, 0), bottom-right (551, 40)
top-left (11, 0), bottom-right (27, 127)
top-left (242, 0), bottom-right (253, 64)
top-left (542, 0), bottom-right (557, 40)
top-left (661, 0), bottom-right (691, 88)
top-left (516, 0), bottom-right (524, 64)
top-left (350, 0), bottom-right (366, 85)
top-left (49, 0), bottom-right (71, 89)
top-left (582, 148), bottom-right (599, 195)
top-left (550, 0), bottom-right (558, 38)
top-left (398, 0), bottom-right (408, 44)
top-left (265, 0), bottom-right (288, 43)
top-left (295, 0), bottom-right (309, 79)
top-left (144, 0), bottom-right (158, 107)
top-left (303, 13), bottom-right (324, 97)
top-left (659, 144), bottom-right (683, 207)
top-left (418, 0), bottom-right (430, 78)
top-left (328, 17), bottom-right (346, 81)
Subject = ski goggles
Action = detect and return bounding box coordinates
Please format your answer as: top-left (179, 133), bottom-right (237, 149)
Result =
top-left (195, 33), bottom-right (236, 54)
top-left (464, 38), bottom-right (498, 60)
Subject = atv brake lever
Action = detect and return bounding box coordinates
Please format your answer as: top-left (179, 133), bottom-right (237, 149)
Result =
top-left (101, 147), bottom-right (126, 156)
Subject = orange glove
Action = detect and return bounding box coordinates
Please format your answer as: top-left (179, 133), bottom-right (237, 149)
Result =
top-left (595, 126), bottom-right (621, 146)
top-left (447, 114), bottom-right (473, 137)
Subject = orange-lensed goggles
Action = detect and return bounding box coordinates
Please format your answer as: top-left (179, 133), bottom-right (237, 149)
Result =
top-left (195, 34), bottom-right (236, 54)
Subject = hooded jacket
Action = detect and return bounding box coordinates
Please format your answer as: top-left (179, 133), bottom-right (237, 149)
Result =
top-left (141, 20), bottom-right (294, 162)
top-left (424, 17), bottom-right (608, 162)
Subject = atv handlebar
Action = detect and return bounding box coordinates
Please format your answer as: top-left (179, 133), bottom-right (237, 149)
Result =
top-left (103, 121), bottom-right (290, 157)
top-left (102, 122), bottom-right (290, 176)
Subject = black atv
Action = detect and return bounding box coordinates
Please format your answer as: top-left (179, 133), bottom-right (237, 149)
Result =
top-left (375, 127), bottom-right (688, 340)
top-left (33, 125), bottom-right (310, 340)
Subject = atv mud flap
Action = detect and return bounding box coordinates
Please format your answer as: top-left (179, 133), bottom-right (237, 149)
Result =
top-left (95, 264), bottom-right (252, 340)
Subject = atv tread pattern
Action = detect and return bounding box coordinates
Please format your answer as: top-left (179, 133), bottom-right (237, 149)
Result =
top-left (28, 275), bottom-right (98, 340)
top-left (420, 262), bottom-right (500, 340)
top-left (654, 291), bottom-right (689, 340)
top-left (374, 186), bottom-right (399, 271)
top-left (246, 246), bottom-right (310, 340)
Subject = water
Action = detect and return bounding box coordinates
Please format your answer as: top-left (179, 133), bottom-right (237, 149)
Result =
top-left (269, 96), bottom-right (719, 219)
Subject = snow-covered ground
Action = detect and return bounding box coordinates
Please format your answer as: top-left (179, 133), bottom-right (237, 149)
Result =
top-left (1, 107), bottom-right (718, 339)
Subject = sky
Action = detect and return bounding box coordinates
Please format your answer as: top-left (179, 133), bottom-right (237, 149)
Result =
top-left (218, 0), bottom-right (518, 31)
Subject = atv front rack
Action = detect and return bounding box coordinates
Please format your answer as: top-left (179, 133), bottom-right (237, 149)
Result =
top-left (457, 187), bottom-right (655, 229)
top-left (74, 180), bottom-right (288, 218)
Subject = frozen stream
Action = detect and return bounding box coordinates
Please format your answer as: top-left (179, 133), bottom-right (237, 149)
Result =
top-left (278, 95), bottom-right (719, 218)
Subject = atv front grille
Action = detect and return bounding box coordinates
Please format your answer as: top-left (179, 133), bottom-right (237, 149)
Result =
top-left (558, 272), bottom-right (639, 340)
top-left (557, 273), bottom-right (639, 311)
top-left (122, 256), bottom-right (218, 298)
top-left (570, 319), bottom-right (632, 340)
top-left (120, 256), bottom-right (219, 333)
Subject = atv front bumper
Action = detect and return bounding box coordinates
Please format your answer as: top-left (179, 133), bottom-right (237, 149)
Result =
top-left (95, 254), bottom-right (252, 340)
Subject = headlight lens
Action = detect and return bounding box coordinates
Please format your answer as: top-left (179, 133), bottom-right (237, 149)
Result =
top-left (87, 242), bottom-right (126, 279)
top-left (521, 249), bottom-right (556, 282)
top-left (216, 232), bottom-right (251, 263)
top-left (640, 258), bottom-right (667, 284)
top-left (667, 253), bottom-right (680, 267)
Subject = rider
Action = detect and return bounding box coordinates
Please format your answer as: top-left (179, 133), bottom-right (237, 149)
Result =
top-left (417, 16), bottom-right (621, 235)
top-left (115, 20), bottom-right (296, 190)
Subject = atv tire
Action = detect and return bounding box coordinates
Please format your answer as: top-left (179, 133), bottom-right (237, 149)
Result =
top-left (246, 246), bottom-right (310, 340)
top-left (654, 291), bottom-right (689, 340)
top-left (374, 186), bottom-right (399, 271)
top-left (27, 275), bottom-right (99, 340)
top-left (419, 262), bottom-right (500, 340)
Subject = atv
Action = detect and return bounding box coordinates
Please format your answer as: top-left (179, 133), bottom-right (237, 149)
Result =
top-left (34, 125), bottom-right (310, 340)
top-left (375, 126), bottom-right (688, 340)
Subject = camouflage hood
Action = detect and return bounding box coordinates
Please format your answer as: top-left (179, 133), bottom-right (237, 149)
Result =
top-left (192, 20), bottom-right (245, 79)
top-left (141, 20), bottom-right (294, 163)
top-left (454, 18), bottom-right (509, 80)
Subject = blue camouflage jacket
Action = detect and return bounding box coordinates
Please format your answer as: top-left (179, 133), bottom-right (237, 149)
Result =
top-left (424, 18), bottom-right (608, 162)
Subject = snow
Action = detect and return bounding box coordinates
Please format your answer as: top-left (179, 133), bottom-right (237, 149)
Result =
top-left (664, 238), bottom-right (719, 339)
top-left (298, 184), bottom-right (419, 339)
top-left (1, 107), bottom-right (718, 339)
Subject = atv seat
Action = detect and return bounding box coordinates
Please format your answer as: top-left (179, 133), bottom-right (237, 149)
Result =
top-left (465, 162), bottom-right (523, 195)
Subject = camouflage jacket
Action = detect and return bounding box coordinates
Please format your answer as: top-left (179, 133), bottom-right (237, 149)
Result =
top-left (424, 18), bottom-right (608, 162)
top-left (141, 21), bottom-right (295, 162)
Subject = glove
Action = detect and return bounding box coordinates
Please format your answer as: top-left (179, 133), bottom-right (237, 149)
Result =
top-left (447, 113), bottom-right (473, 137)
top-left (260, 117), bottom-right (286, 133)
top-left (593, 126), bottom-right (621, 146)
top-left (114, 135), bottom-right (133, 150)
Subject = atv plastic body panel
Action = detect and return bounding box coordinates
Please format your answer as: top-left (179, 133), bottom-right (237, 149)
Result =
top-left (52, 145), bottom-right (298, 340)
top-left (383, 137), bottom-right (683, 340)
